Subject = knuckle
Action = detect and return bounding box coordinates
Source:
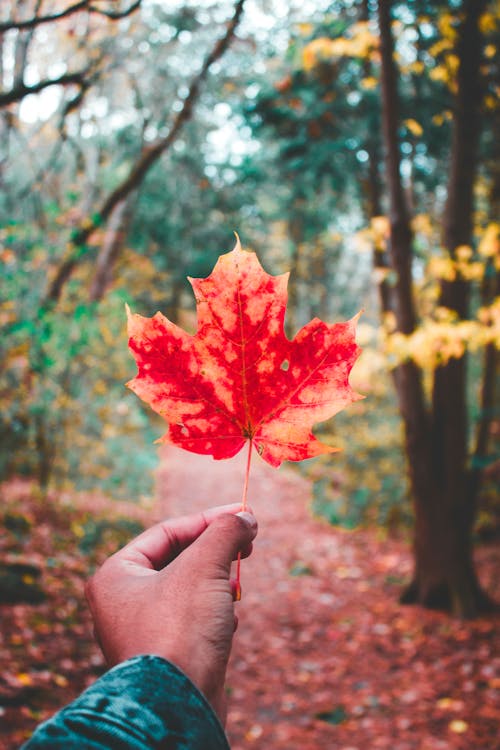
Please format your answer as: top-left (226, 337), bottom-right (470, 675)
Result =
top-left (213, 513), bottom-right (245, 535)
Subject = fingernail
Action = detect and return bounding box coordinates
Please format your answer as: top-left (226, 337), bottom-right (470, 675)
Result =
top-left (236, 511), bottom-right (257, 531)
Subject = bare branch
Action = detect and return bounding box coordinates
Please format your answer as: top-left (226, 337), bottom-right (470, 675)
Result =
top-left (89, 0), bottom-right (141, 21)
top-left (45, 0), bottom-right (246, 305)
top-left (0, 1), bottom-right (142, 33)
top-left (0, 69), bottom-right (90, 107)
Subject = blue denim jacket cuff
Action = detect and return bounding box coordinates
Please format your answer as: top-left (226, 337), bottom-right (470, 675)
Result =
top-left (23, 655), bottom-right (230, 749)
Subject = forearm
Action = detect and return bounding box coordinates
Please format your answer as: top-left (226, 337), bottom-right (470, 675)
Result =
top-left (22, 655), bottom-right (230, 750)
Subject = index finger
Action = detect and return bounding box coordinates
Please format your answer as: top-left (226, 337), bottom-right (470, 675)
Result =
top-left (115, 503), bottom-right (248, 570)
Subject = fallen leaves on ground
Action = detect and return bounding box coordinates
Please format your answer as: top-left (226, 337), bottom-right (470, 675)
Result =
top-left (1, 454), bottom-right (499, 750)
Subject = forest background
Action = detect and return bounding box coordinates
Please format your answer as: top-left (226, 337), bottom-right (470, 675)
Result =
top-left (0, 0), bottom-right (499, 746)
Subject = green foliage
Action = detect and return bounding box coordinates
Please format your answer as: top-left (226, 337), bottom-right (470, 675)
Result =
top-left (305, 349), bottom-right (412, 531)
top-left (78, 517), bottom-right (144, 555)
top-left (0, 222), bottom-right (160, 499)
top-left (1, 0), bottom-right (499, 543)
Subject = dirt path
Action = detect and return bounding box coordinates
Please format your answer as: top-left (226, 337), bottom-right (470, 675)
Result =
top-left (156, 447), bottom-right (499, 750)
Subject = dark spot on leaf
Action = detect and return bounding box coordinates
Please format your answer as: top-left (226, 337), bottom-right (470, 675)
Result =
top-left (280, 359), bottom-right (290, 371)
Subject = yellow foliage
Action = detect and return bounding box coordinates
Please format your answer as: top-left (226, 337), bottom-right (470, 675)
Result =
top-left (485, 94), bottom-right (499, 111)
top-left (411, 213), bottom-right (433, 238)
top-left (360, 76), bottom-right (378, 90)
top-left (437, 13), bottom-right (458, 41)
top-left (353, 227), bottom-right (375, 254)
top-left (302, 22), bottom-right (378, 71)
top-left (404, 118), bottom-right (423, 137)
top-left (302, 37), bottom-right (333, 71)
top-left (446, 54), bottom-right (459, 76)
top-left (455, 245), bottom-right (472, 261)
top-left (479, 12), bottom-right (498, 34)
top-left (428, 256), bottom-right (456, 281)
top-left (478, 223), bottom-right (500, 259)
top-left (383, 293), bottom-right (500, 371)
top-left (429, 65), bottom-right (450, 84)
top-left (478, 297), bottom-right (500, 348)
top-left (409, 60), bottom-right (425, 75)
top-left (370, 215), bottom-right (390, 249)
top-left (427, 250), bottom-right (485, 283)
top-left (428, 39), bottom-right (454, 58)
top-left (432, 110), bottom-right (452, 126)
top-left (297, 23), bottom-right (313, 36)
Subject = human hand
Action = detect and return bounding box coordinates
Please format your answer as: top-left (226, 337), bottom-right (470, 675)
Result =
top-left (85, 504), bottom-right (258, 721)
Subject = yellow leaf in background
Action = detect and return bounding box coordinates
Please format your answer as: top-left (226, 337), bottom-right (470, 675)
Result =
top-left (438, 13), bottom-right (458, 40)
top-left (412, 213), bottom-right (433, 237)
top-left (71, 522), bottom-right (85, 538)
top-left (409, 60), bottom-right (425, 74)
top-left (297, 23), bottom-right (313, 36)
top-left (485, 95), bottom-right (499, 111)
top-left (455, 245), bottom-right (472, 261)
top-left (437, 697), bottom-right (453, 709)
top-left (404, 118), bottom-right (423, 137)
top-left (432, 110), bottom-right (452, 126)
top-left (371, 215), bottom-right (390, 240)
top-left (429, 65), bottom-right (449, 83)
top-left (428, 256), bottom-right (456, 281)
top-left (479, 12), bottom-right (497, 34)
top-left (302, 37), bottom-right (334, 70)
top-left (17, 673), bottom-right (33, 686)
top-left (429, 39), bottom-right (453, 58)
top-left (449, 720), bottom-right (468, 734)
top-left (361, 76), bottom-right (378, 89)
top-left (446, 54), bottom-right (459, 75)
top-left (53, 674), bottom-right (69, 687)
top-left (301, 23), bottom-right (378, 71)
top-left (478, 223), bottom-right (500, 258)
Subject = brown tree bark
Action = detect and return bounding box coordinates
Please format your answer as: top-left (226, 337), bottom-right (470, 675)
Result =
top-left (360, 0), bottom-right (392, 316)
top-left (89, 199), bottom-right (132, 302)
top-left (377, 0), bottom-right (433, 513)
top-left (377, 0), bottom-right (494, 617)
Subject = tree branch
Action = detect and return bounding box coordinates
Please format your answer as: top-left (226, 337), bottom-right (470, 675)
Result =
top-left (45, 0), bottom-right (246, 305)
top-left (0, 1), bottom-right (141, 33)
top-left (0, 69), bottom-right (90, 107)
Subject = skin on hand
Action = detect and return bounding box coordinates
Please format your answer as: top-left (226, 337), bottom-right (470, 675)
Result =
top-left (85, 504), bottom-right (258, 722)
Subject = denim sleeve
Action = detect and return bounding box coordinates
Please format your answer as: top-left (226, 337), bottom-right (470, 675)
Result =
top-left (22, 655), bottom-right (230, 750)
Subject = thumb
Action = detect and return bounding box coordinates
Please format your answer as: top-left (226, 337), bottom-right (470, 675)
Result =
top-left (183, 512), bottom-right (258, 579)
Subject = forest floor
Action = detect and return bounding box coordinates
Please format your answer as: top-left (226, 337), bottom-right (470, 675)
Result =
top-left (1, 447), bottom-right (499, 749)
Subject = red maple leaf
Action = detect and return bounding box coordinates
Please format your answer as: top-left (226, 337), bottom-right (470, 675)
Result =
top-left (126, 237), bottom-right (362, 468)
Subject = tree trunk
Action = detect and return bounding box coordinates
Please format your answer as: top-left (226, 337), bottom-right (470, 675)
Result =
top-left (377, 0), bottom-right (433, 503)
top-left (89, 199), bottom-right (132, 302)
top-left (377, 0), bottom-right (494, 616)
top-left (400, 489), bottom-right (493, 615)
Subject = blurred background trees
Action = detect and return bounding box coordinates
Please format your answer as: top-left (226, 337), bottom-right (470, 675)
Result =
top-left (1, 0), bottom-right (499, 615)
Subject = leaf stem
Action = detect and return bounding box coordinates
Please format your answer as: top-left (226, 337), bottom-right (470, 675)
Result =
top-left (235, 439), bottom-right (253, 600)
top-left (241, 437), bottom-right (253, 511)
